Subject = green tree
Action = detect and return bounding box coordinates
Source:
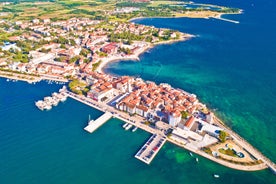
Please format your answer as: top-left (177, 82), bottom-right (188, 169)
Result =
top-left (219, 131), bottom-right (228, 143)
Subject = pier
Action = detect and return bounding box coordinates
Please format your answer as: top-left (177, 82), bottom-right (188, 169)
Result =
top-left (84, 112), bottom-right (112, 133)
top-left (135, 134), bottom-right (166, 164)
top-left (213, 17), bottom-right (239, 24)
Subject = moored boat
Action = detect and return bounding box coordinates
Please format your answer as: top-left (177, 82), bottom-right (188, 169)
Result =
top-left (213, 174), bottom-right (220, 178)
top-left (132, 126), bottom-right (138, 132)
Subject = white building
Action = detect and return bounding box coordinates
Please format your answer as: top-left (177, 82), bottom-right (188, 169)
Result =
top-left (168, 110), bottom-right (181, 127)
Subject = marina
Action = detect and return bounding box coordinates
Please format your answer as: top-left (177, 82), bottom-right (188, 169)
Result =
top-left (35, 86), bottom-right (67, 110)
top-left (135, 134), bottom-right (167, 164)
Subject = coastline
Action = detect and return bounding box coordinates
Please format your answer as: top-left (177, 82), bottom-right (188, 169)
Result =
top-left (97, 33), bottom-right (194, 73)
top-left (64, 88), bottom-right (271, 172)
top-left (128, 10), bottom-right (243, 23)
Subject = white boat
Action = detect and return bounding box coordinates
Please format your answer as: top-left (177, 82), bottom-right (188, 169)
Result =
top-left (196, 158), bottom-right (199, 162)
top-left (44, 105), bottom-right (52, 110)
top-left (213, 174), bottom-right (220, 178)
top-left (125, 124), bottom-right (133, 130)
top-left (132, 126), bottom-right (138, 132)
top-left (189, 152), bottom-right (193, 157)
top-left (51, 99), bottom-right (59, 106)
top-left (35, 100), bottom-right (45, 110)
top-left (123, 123), bottom-right (128, 128)
top-left (60, 95), bottom-right (67, 102)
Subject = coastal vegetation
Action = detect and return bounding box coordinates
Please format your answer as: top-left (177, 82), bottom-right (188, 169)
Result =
top-left (68, 79), bottom-right (88, 95)
top-left (218, 148), bottom-right (236, 157)
top-left (219, 130), bottom-right (228, 143)
top-left (92, 60), bottom-right (102, 71)
top-left (0, 0), bottom-right (241, 22)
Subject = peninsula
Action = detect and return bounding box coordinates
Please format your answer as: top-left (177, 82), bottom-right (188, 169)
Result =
top-left (0, 0), bottom-right (275, 174)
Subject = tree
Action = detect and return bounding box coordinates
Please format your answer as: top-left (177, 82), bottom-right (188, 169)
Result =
top-left (80, 48), bottom-right (90, 57)
top-left (69, 56), bottom-right (80, 64)
top-left (219, 131), bottom-right (227, 143)
top-left (180, 111), bottom-right (189, 119)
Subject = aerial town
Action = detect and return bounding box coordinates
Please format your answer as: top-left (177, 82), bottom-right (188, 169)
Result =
top-left (0, 17), bottom-right (190, 82)
top-left (0, 12), bottom-right (275, 174)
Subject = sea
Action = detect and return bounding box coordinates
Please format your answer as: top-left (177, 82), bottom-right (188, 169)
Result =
top-left (0, 0), bottom-right (275, 183)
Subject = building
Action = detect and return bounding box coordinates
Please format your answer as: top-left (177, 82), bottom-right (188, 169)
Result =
top-left (1, 42), bottom-right (21, 51)
top-left (101, 42), bottom-right (117, 54)
top-left (168, 110), bottom-right (181, 127)
top-left (87, 82), bottom-right (114, 101)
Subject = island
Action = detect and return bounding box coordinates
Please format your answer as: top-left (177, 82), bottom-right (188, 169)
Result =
top-left (0, 0), bottom-right (275, 174)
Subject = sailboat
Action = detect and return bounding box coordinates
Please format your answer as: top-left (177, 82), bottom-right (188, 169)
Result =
top-left (88, 115), bottom-right (94, 125)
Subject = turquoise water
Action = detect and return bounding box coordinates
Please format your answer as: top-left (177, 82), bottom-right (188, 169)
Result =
top-left (1, 0), bottom-right (276, 183)
top-left (105, 0), bottom-right (276, 166)
top-left (0, 79), bottom-right (275, 183)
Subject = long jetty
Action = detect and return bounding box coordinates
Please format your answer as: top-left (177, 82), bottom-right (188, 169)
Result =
top-left (213, 16), bottom-right (239, 24)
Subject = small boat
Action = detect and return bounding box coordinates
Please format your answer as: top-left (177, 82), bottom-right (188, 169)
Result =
top-left (196, 157), bottom-right (199, 162)
top-left (123, 123), bottom-right (128, 128)
top-left (44, 105), bottom-right (52, 110)
top-left (213, 174), bottom-right (220, 178)
top-left (125, 124), bottom-right (133, 130)
top-left (189, 152), bottom-right (193, 157)
top-left (132, 126), bottom-right (138, 132)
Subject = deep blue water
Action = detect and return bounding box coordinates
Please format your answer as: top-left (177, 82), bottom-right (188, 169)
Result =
top-left (1, 0), bottom-right (276, 183)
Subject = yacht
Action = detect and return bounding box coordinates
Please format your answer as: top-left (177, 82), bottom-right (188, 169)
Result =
top-left (132, 126), bottom-right (138, 132)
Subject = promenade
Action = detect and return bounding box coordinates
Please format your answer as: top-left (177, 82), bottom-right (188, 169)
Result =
top-left (0, 71), bottom-right (41, 83)
top-left (65, 89), bottom-right (275, 172)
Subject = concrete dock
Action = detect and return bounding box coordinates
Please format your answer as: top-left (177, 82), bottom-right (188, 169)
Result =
top-left (84, 112), bottom-right (112, 133)
top-left (135, 134), bottom-right (166, 164)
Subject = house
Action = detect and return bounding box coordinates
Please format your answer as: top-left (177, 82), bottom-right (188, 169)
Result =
top-left (135, 105), bottom-right (149, 118)
top-left (101, 42), bottom-right (117, 54)
top-left (178, 116), bottom-right (195, 130)
top-left (87, 86), bottom-right (114, 101)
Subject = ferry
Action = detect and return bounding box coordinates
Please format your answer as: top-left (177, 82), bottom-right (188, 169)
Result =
top-left (132, 126), bottom-right (138, 132)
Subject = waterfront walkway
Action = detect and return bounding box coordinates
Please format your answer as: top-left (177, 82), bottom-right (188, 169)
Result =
top-left (65, 90), bottom-right (275, 172)
top-left (84, 112), bottom-right (112, 133)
